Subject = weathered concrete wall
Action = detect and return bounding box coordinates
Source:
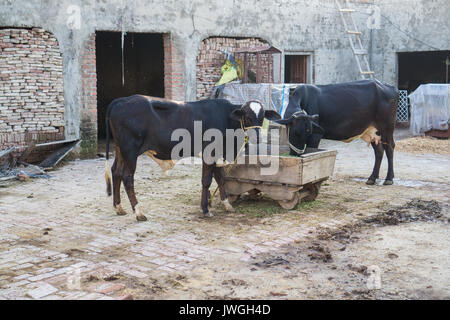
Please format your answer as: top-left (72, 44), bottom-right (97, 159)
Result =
top-left (1, 0), bottom-right (449, 153)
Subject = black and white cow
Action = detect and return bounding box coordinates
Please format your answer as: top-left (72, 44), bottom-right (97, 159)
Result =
top-left (104, 95), bottom-right (280, 221)
top-left (276, 79), bottom-right (399, 185)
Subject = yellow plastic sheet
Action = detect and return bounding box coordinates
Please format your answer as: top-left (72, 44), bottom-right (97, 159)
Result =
top-left (216, 60), bottom-right (238, 86)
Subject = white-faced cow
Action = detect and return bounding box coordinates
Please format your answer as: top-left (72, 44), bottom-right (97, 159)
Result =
top-left (276, 79), bottom-right (399, 185)
top-left (104, 95), bottom-right (280, 221)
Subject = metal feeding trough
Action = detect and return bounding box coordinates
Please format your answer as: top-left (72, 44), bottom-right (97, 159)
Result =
top-left (223, 148), bottom-right (338, 209)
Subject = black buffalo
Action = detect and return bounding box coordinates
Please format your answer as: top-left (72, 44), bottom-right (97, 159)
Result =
top-left (104, 95), bottom-right (280, 221)
top-left (276, 79), bottom-right (399, 185)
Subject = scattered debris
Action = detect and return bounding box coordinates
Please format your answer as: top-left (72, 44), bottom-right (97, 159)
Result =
top-left (0, 147), bottom-right (17, 173)
top-left (64, 248), bottom-right (85, 257)
top-left (17, 142), bottom-right (36, 164)
top-left (222, 279), bottom-right (247, 286)
top-left (0, 147), bottom-right (16, 158)
top-left (0, 165), bottom-right (50, 182)
top-left (104, 274), bottom-right (120, 282)
top-left (363, 199), bottom-right (442, 225)
top-left (17, 172), bottom-right (30, 181)
top-left (270, 291), bottom-right (287, 296)
top-left (316, 199), bottom-right (444, 245)
top-left (0, 139), bottom-right (80, 184)
top-left (308, 243), bottom-right (333, 263)
top-left (37, 139), bottom-right (80, 169)
top-left (388, 253), bottom-right (399, 259)
top-left (347, 264), bottom-right (368, 274)
top-left (84, 270), bottom-right (120, 283)
top-left (253, 257), bottom-right (289, 268)
top-left (117, 293), bottom-right (134, 300)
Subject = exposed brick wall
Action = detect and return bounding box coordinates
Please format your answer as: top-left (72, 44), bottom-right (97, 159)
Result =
top-left (163, 34), bottom-right (185, 101)
top-left (196, 37), bottom-right (272, 99)
top-left (79, 33), bottom-right (97, 157)
top-left (0, 28), bottom-right (64, 151)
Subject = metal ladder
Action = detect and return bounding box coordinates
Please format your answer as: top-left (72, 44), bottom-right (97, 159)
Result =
top-left (335, 0), bottom-right (374, 79)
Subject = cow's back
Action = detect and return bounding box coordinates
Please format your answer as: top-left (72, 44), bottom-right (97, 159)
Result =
top-left (291, 80), bottom-right (398, 140)
top-left (107, 96), bottom-right (241, 160)
top-left (107, 95), bottom-right (187, 158)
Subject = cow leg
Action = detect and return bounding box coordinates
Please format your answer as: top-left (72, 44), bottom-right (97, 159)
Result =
top-left (112, 152), bottom-right (127, 216)
top-left (122, 154), bottom-right (147, 221)
top-left (201, 162), bottom-right (215, 217)
top-left (213, 166), bottom-right (235, 213)
top-left (380, 97), bottom-right (397, 185)
top-left (367, 142), bottom-right (384, 185)
top-left (382, 137), bottom-right (395, 185)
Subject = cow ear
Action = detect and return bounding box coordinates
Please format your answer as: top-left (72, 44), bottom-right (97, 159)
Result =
top-left (274, 117), bottom-right (293, 125)
top-left (230, 108), bottom-right (244, 121)
top-left (264, 110), bottom-right (281, 121)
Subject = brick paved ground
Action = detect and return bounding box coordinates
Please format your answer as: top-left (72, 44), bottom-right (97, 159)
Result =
top-left (0, 138), bottom-right (449, 299)
top-left (0, 157), bottom-right (316, 299)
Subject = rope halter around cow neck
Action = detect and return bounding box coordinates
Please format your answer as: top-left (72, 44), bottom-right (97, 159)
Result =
top-left (287, 109), bottom-right (308, 155)
top-left (238, 116), bottom-right (262, 151)
top-left (239, 115), bottom-right (263, 132)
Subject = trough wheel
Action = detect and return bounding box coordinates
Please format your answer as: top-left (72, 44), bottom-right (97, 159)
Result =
top-left (302, 181), bottom-right (323, 202)
top-left (278, 192), bottom-right (299, 210)
top-left (227, 195), bottom-right (239, 204)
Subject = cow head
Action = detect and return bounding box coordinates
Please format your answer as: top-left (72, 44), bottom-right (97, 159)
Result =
top-left (230, 100), bottom-right (281, 143)
top-left (276, 111), bottom-right (324, 155)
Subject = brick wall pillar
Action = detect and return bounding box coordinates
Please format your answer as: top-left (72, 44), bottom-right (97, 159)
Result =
top-left (163, 34), bottom-right (185, 101)
top-left (80, 33), bottom-right (97, 157)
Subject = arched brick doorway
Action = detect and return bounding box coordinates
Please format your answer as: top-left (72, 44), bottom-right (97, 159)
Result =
top-left (196, 37), bottom-right (273, 100)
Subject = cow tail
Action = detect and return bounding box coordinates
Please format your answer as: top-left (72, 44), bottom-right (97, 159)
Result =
top-left (105, 103), bottom-right (113, 197)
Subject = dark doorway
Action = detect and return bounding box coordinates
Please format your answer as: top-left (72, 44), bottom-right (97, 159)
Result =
top-left (284, 55), bottom-right (308, 83)
top-left (398, 51), bottom-right (450, 92)
top-left (96, 31), bottom-right (164, 139)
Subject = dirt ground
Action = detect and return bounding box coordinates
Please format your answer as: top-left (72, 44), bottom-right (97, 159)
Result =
top-left (396, 136), bottom-right (450, 156)
top-left (0, 130), bottom-right (449, 300)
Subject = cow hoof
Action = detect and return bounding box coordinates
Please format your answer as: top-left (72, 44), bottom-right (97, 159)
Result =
top-left (224, 207), bottom-right (235, 214)
top-left (136, 215), bottom-right (147, 222)
top-left (204, 212), bottom-right (213, 217)
top-left (222, 199), bottom-right (236, 213)
top-left (366, 179), bottom-right (376, 185)
top-left (114, 205), bottom-right (127, 216)
top-left (383, 180), bottom-right (393, 186)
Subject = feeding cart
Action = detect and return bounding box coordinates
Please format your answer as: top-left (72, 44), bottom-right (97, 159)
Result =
top-left (223, 149), bottom-right (337, 209)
